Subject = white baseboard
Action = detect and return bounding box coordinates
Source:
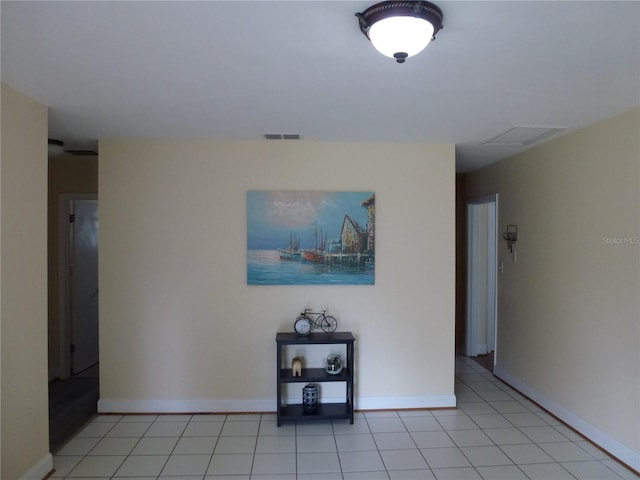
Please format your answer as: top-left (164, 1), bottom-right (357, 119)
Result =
top-left (20, 453), bottom-right (53, 480)
top-left (98, 394), bottom-right (457, 415)
top-left (357, 394), bottom-right (457, 410)
top-left (98, 398), bottom-right (275, 413)
top-left (495, 364), bottom-right (640, 472)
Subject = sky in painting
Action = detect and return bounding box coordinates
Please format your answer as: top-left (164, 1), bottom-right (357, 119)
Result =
top-left (247, 191), bottom-right (373, 250)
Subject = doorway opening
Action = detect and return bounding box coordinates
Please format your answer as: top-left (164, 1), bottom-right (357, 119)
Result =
top-left (49, 194), bottom-right (99, 451)
top-left (466, 195), bottom-right (498, 372)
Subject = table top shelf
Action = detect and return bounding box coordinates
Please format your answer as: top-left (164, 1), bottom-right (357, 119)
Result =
top-left (279, 403), bottom-right (352, 422)
top-left (279, 367), bottom-right (350, 383)
top-left (276, 332), bottom-right (355, 345)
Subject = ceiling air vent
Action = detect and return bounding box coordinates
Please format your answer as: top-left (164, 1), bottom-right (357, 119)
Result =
top-left (264, 133), bottom-right (302, 140)
top-left (484, 126), bottom-right (566, 147)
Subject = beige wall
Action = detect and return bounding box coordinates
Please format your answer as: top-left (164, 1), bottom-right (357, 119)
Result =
top-left (98, 140), bottom-right (456, 412)
top-left (465, 108), bottom-right (640, 469)
top-left (1, 85), bottom-right (51, 478)
top-left (47, 155), bottom-right (98, 380)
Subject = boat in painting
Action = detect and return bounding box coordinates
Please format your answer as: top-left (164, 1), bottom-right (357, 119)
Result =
top-left (301, 249), bottom-right (325, 263)
top-left (301, 225), bottom-right (327, 263)
top-left (278, 233), bottom-right (301, 261)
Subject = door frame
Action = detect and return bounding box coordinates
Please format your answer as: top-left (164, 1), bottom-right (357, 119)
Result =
top-left (57, 193), bottom-right (98, 379)
top-left (466, 194), bottom-right (498, 362)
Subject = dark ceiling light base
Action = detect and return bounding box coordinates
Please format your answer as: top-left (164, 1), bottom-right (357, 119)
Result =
top-left (356, 1), bottom-right (443, 63)
top-left (393, 52), bottom-right (408, 63)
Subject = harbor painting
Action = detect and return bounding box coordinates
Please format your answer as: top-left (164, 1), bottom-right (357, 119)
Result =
top-left (247, 191), bottom-right (375, 285)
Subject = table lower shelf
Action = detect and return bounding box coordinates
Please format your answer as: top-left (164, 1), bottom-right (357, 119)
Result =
top-left (277, 402), bottom-right (354, 425)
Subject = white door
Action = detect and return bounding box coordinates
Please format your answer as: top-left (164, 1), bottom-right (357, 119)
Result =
top-left (69, 199), bottom-right (99, 374)
top-left (466, 195), bottom-right (498, 360)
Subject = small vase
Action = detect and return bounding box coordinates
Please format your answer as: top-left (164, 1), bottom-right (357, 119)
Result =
top-left (302, 384), bottom-right (319, 413)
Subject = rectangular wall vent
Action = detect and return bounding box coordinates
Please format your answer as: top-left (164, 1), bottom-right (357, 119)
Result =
top-left (484, 126), bottom-right (566, 146)
top-left (264, 133), bottom-right (302, 140)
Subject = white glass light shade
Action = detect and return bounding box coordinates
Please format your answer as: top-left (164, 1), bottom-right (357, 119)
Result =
top-left (368, 16), bottom-right (434, 59)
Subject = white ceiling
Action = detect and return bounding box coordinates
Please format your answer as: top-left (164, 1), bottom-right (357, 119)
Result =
top-left (2, 1), bottom-right (639, 172)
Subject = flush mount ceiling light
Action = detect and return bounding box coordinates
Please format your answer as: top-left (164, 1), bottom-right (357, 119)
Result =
top-left (356, 1), bottom-right (443, 63)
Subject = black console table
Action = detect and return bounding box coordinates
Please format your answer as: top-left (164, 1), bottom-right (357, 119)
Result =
top-left (276, 332), bottom-right (355, 426)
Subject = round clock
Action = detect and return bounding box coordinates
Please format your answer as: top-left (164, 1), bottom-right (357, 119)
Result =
top-left (294, 316), bottom-right (312, 336)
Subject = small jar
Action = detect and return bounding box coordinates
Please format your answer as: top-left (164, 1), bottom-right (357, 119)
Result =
top-left (302, 384), bottom-right (319, 413)
top-left (325, 354), bottom-right (343, 375)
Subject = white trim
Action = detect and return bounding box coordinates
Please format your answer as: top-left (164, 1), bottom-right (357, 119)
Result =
top-left (98, 398), bottom-right (275, 413)
top-left (495, 365), bottom-right (640, 472)
top-left (466, 194), bottom-right (499, 360)
top-left (486, 202), bottom-right (497, 354)
top-left (19, 453), bottom-right (53, 480)
top-left (356, 394), bottom-right (457, 411)
top-left (98, 394), bottom-right (457, 414)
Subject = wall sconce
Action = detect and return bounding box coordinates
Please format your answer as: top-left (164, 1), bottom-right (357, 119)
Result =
top-left (503, 225), bottom-right (518, 253)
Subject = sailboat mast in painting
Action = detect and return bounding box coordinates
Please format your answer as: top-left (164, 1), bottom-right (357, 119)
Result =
top-left (278, 233), bottom-right (301, 261)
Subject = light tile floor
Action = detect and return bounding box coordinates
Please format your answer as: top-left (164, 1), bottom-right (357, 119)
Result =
top-left (52, 356), bottom-right (639, 479)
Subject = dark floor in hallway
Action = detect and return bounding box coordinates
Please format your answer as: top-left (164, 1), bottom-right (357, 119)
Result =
top-left (470, 352), bottom-right (494, 373)
top-left (49, 368), bottom-right (99, 452)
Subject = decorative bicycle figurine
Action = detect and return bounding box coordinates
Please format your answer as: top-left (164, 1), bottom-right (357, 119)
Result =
top-left (294, 308), bottom-right (338, 336)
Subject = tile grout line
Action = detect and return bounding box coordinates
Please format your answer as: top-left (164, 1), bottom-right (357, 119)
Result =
top-left (121, 415), bottom-right (156, 479)
top-left (399, 413), bottom-right (440, 478)
top-left (251, 414), bottom-right (264, 477)
top-left (161, 414), bottom-right (199, 479)
top-left (330, 419), bottom-right (346, 480)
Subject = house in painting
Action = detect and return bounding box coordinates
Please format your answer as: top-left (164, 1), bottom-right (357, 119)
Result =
top-left (340, 215), bottom-right (367, 254)
top-left (361, 194), bottom-right (375, 254)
